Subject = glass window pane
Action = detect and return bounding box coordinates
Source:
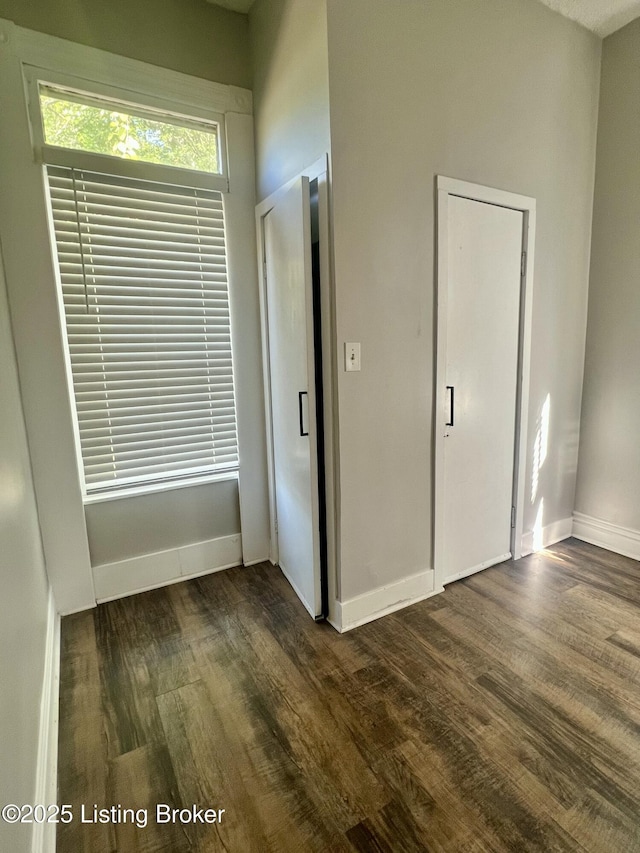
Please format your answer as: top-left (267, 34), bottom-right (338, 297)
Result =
top-left (40, 89), bottom-right (220, 174)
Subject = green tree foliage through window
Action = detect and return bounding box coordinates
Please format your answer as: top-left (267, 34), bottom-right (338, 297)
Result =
top-left (41, 92), bottom-right (219, 174)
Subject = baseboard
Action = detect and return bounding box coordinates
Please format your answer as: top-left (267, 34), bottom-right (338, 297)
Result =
top-left (520, 516), bottom-right (573, 557)
top-left (572, 512), bottom-right (640, 562)
top-left (93, 534), bottom-right (242, 602)
top-left (32, 590), bottom-right (60, 853)
top-left (329, 569), bottom-right (437, 633)
top-left (242, 555), bottom-right (271, 567)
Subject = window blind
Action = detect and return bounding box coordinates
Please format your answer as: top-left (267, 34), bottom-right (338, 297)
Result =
top-left (47, 165), bottom-right (238, 493)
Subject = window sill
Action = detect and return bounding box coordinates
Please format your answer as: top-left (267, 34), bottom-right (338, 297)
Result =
top-left (82, 470), bottom-right (239, 505)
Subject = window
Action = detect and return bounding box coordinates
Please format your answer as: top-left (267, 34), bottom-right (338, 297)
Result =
top-left (40, 86), bottom-right (221, 174)
top-left (43, 91), bottom-right (238, 497)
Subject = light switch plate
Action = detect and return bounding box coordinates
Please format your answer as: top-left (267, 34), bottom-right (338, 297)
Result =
top-left (345, 342), bottom-right (361, 371)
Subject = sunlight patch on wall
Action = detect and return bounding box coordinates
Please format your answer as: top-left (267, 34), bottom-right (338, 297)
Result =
top-left (531, 393), bottom-right (550, 504)
top-left (532, 497), bottom-right (545, 552)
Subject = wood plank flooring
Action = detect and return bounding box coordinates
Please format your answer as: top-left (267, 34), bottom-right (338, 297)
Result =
top-left (58, 538), bottom-right (640, 851)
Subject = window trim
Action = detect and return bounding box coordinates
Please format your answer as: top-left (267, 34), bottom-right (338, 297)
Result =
top-left (0, 19), bottom-right (269, 613)
top-left (83, 469), bottom-right (239, 505)
top-left (25, 65), bottom-right (230, 192)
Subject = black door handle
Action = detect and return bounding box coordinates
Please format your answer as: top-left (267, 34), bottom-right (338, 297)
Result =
top-left (446, 385), bottom-right (455, 427)
top-left (298, 391), bottom-right (309, 436)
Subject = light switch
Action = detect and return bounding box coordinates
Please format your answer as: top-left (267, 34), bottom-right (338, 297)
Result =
top-left (345, 342), bottom-right (361, 372)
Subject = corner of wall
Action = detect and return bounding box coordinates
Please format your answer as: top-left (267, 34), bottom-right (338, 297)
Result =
top-left (31, 588), bottom-right (60, 853)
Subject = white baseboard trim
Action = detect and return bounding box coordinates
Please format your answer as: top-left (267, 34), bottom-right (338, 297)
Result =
top-left (32, 590), bottom-right (60, 853)
top-left (520, 516), bottom-right (573, 558)
top-left (242, 555), bottom-right (270, 567)
top-left (93, 534), bottom-right (242, 602)
top-left (572, 512), bottom-right (640, 562)
top-left (329, 569), bottom-right (438, 633)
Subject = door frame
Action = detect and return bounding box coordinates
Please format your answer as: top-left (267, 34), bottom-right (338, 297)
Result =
top-left (434, 176), bottom-right (537, 590)
top-left (255, 156), bottom-right (338, 621)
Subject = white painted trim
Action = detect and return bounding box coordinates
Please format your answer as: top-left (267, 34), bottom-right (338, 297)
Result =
top-left (520, 516), bottom-right (573, 556)
top-left (256, 210), bottom-right (278, 566)
top-left (255, 155), bottom-right (330, 219)
top-left (434, 176), bottom-right (537, 589)
top-left (443, 552), bottom-right (512, 586)
top-left (572, 512), bottom-right (640, 562)
top-left (511, 205), bottom-right (536, 561)
top-left (40, 143), bottom-right (230, 193)
top-left (91, 534), bottom-right (242, 604)
top-left (32, 589), bottom-right (60, 853)
top-left (437, 176), bottom-right (536, 213)
top-left (94, 561), bottom-right (243, 605)
top-left (224, 111), bottom-right (271, 568)
top-left (329, 570), bottom-right (438, 633)
top-left (12, 23), bottom-right (252, 116)
top-left (83, 471), bottom-right (239, 505)
top-left (243, 556), bottom-right (270, 568)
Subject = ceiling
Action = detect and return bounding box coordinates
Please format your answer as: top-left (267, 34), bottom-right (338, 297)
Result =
top-left (205, 0), bottom-right (640, 38)
top-left (534, 0), bottom-right (640, 36)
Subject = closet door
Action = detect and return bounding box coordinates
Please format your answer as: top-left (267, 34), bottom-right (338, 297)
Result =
top-left (263, 177), bottom-right (322, 617)
top-left (441, 194), bottom-right (523, 583)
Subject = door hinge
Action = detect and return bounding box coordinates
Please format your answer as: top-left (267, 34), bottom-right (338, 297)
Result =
top-left (520, 251), bottom-right (527, 277)
top-left (274, 518), bottom-right (278, 534)
top-left (263, 259), bottom-right (268, 281)
top-left (511, 506), bottom-right (516, 529)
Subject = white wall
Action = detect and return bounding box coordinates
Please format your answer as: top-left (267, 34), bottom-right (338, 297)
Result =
top-left (574, 17), bottom-right (640, 539)
top-left (250, 0), bottom-right (331, 202)
top-left (326, 0), bottom-right (601, 600)
top-left (0, 247), bottom-right (52, 853)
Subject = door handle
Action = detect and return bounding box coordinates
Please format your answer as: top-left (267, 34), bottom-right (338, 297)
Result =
top-left (446, 385), bottom-right (455, 427)
top-left (298, 391), bottom-right (309, 436)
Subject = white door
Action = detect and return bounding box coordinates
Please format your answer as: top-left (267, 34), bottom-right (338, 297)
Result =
top-left (263, 177), bottom-right (322, 617)
top-left (442, 194), bottom-right (523, 584)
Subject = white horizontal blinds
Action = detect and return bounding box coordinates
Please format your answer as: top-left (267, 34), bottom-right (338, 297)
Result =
top-left (47, 165), bottom-right (238, 493)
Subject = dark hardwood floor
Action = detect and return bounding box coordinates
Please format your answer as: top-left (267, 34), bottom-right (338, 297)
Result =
top-left (58, 538), bottom-right (640, 852)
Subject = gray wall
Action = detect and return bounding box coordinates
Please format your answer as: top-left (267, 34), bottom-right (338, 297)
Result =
top-left (86, 480), bottom-right (241, 565)
top-left (575, 17), bottom-right (640, 533)
top-left (326, 0), bottom-right (601, 600)
top-left (0, 0), bottom-right (251, 88)
top-left (0, 248), bottom-right (51, 853)
top-left (250, 0), bottom-right (330, 202)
